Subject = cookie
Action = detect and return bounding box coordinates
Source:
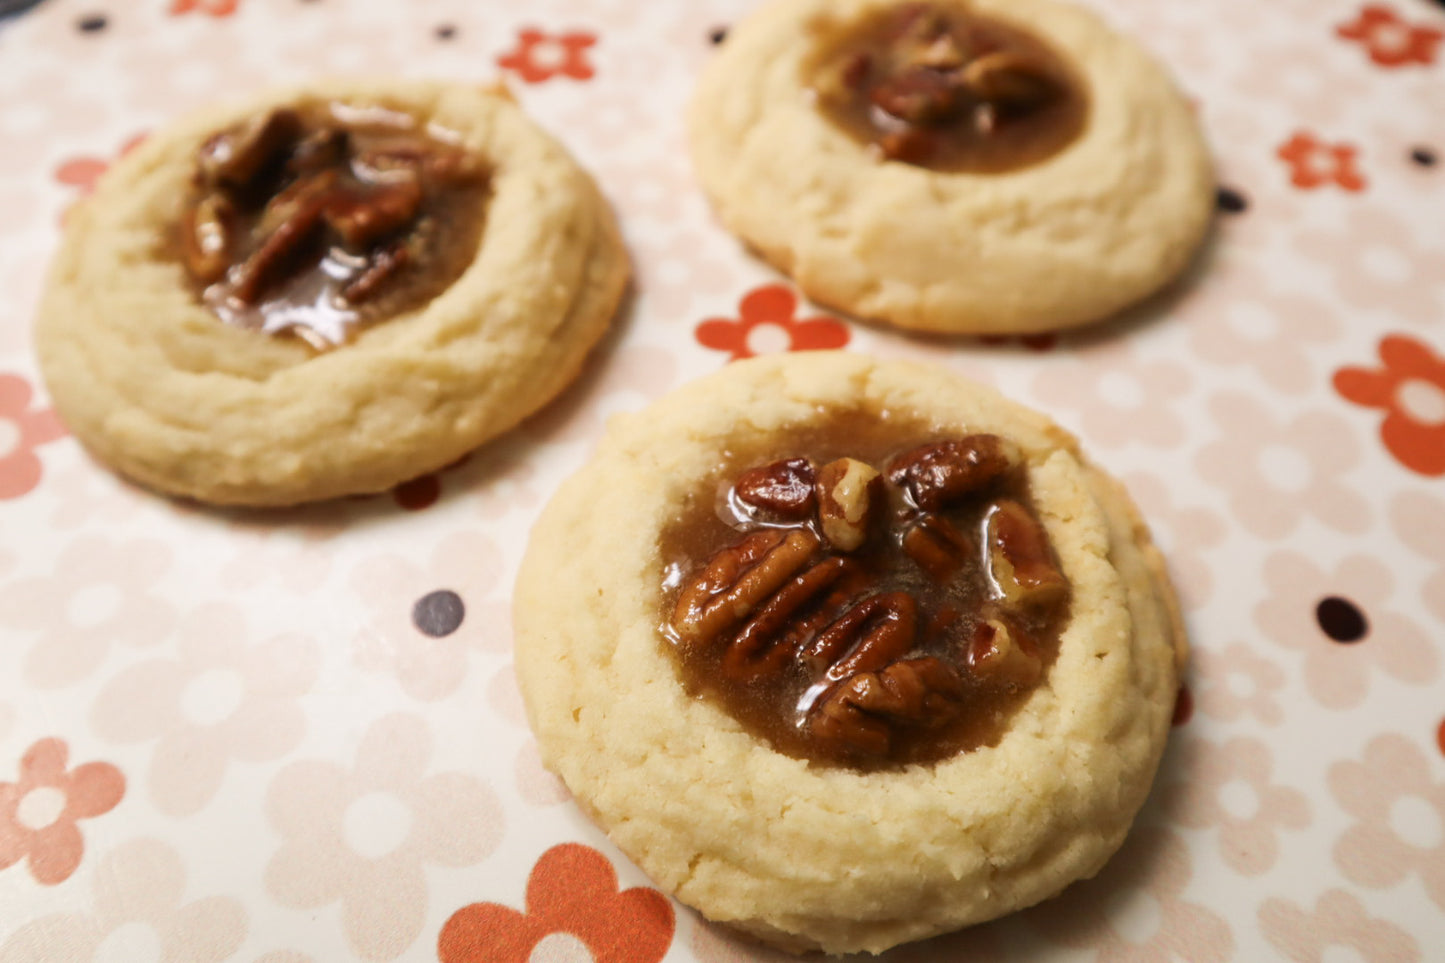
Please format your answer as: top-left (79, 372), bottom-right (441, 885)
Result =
top-left (515, 352), bottom-right (1186, 955)
top-left (688, 0), bottom-right (1214, 335)
top-left (35, 79), bottom-right (628, 506)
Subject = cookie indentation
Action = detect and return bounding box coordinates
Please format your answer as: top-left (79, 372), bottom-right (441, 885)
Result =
top-left (661, 424), bottom-right (1069, 768)
top-left (174, 101), bottom-right (490, 350)
top-left (806, 2), bottom-right (1088, 172)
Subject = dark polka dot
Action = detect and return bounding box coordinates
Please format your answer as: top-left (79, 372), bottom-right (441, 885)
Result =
top-left (1171, 683), bottom-right (1193, 726)
top-left (76, 12), bottom-right (107, 32)
top-left (1410, 147), bottom-right (1437, 168)
top-left (413, 590), bottom-right (465, 638)
top-left (709, 26), bottom-right (728, 44)
top-left (1216, 186), bottom-right (1248, 214)
top-left (1316, 596), bottom-right (1368, 644)
top-left (435, 24), bottom-right (456, 40)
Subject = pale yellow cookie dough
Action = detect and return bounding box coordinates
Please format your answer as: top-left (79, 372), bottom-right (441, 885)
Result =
top-left (688, 0), bottom-right (1214, 335)
top-left (36, 79), bottom-right (628, 506)
top-left (515, 352), bottom-right (1186, 955)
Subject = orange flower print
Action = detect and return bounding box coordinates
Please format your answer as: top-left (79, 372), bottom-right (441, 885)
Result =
top-left (0, 738), bottom-right (125, 886)
top-left (169, 0), bottom-right (239, 15)
top-left (1277, 132), bottom-right (1367, 191)
top-left (1337, 4), bottom-right (1442, 67)
top-left (0, 372), bottom-right (65, 501)
top-left (497, 28), bottom-right (597, 83)
top-left (1335, 334), bottom-right (1445, 477)
top-left (696, 285), bottom-right (850, 362)
top-left (438, 843), bottom-right (674, 963)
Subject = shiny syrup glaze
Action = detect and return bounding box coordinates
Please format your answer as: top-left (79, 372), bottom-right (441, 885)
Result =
top-left (806, 2), bottom-right (1088, 173)
top-left (174, 101), bottom-right (489, 350)
top-left (658, 413), bottom-right (1070, 769)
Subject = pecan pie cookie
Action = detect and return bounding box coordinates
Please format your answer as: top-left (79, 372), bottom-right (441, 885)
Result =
top-left (515, 352), bottom-right (1186, 955)
top-left (35, 80), bottom-right (628, 506)
top-left (688, 0), bottom-right (1214, 335)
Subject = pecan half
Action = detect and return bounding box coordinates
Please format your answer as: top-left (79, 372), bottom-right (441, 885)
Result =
top-left (886, 435), bottom-right (1022, 510)
top-left (967, 616), bottom-right (1041, 687)
top-left (961, 51), bottom-right (1062, 112)
top-left (816, 457), bottom-right (881, 551)
top-left (806, 591), bottom-right (918, 681)
top-left (733, 458), bottom-right (816, 520)
top-left (984, 499), bottom-right (1068, 609)
top-left (199, 107), bottom-right (302, 191)
top-left (722, 556), bottom-right (865, 681)
top-left (671, 529), bottom-right (820, 648)
top-left (181, 193), bottom-right (234, 286)
top-left (323, 173), bottom-right (423, 248)
top-left (809, 656), bottom-right (966, 757)
top-left (341, 241), bottom-right (410, 304)
top-left (901, 512), bottom-right (972, 581)
top-left (229, 191), bottom-right (328, 304)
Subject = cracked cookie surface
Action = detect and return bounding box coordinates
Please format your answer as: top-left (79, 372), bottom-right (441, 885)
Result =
top-left (36, 79), bottom-right (628, 506)
top-left (514, 352), bottom-right (1186, 955)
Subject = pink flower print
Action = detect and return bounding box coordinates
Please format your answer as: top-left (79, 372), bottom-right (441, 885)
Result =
top-left (54, 132), bottom-right (147, 223)
top-left (0, 535), bottom-right (176, 688)
top-left (89, 601), bottom-right (320, 817)
top-left (1330, 733), bottom-right (1445, 909)
top-left (1160, 736), bottom-right (1310, 876)
top-left (1029, 343), bottom-right (1194, 450)
top-left (1337, 4), bottom-right (1443, 67)
top-left (1335, 334), bottom-right (1445, 477)
top-left (266, 713), bottom-right (503, 961)
top-left (0, 372), bottom-right (65, 501)
top-left (1195, 392), bottom-right (1369, 539)
top-left (1277, 132), bottom-right (1367, 191)
top-left (1182, 258), bottom-right (1345, 396)
top-left (696, 285), bottom-right (850, 362)
top-left (1116, 470), bottom-right (1227, 612)
top-left (0, 838), bottom-right (246, 962)
top-left (1297, 208), bottom-right (1443, 324)
top-left (438, 843), bottom-right (673, 963)
top-left (350, 531), bottom-right (508, 701)
top-left (1254, 551), bottom-right (1438, 710)
top-left (1191, 642), bottom-right (1287, 727)
top-left (0, 738), bottom-right (124, 885)
top-left (514, 742), bottom-right (569, 808)
top-left (1259, 888), bottom-right (1421, 962)
top-left (1024, 824), bottom-right (1234, 962)
top-left (1388, 490), bottom-right (1445, 624)
top-left (497, 28), bottom-right (597, 83)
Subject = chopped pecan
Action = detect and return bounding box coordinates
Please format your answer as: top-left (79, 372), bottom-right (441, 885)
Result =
top-left (807, 591), bottom-right (918, 681)
top-left (901, 513), bottom-right (972, 581)
top-left (671, 529), bottom-right (820, 648)
top-left (816, 457), bottom-right (881, 551)
top-left (809, 656), bottom-right (966, 757)
top-left (722, 556), bottom-right (865, 681)
top-left (229, 191), bottom-right (328, 304)
top-left (323, 173), bottom-right (423, 249)
top-left (199, 107), bottom-right (302, 190)
top-left (967, 616), bottom-right (1041, 687)
top-left (180, 193), bottom-right (234, 286)
top-left (733, 458), bottom-right (816, 520)
top-left (878, 126), bottom-right (940, 163)
top-left (341, 241), bottom-right (410, 304)
top-left (886, 435), bottom-right (1022, 510)
top-left (287, 126), bottom-right (349, 175)
top-left (913, 32), bottom-right (966, 70)
top-left (870, 66), bottom-right (967, 125)
top-left (984, 499), bottom-right (1068, 609)
top-left (961, 51), bottom-right (1062, 112)
top-left (355, 137), bottom-right (486, 185)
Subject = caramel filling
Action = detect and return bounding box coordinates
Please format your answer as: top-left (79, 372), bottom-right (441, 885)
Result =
top-left (659, 417), bottom-right (1071, 769)
top-left (174, 101), bottom-right (490, 350)
top-left (807, 2), bottom-right (1088, 172)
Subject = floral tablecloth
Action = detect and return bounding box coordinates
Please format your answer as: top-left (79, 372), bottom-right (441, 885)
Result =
top-left (1, 0), bottom-right (1443, 960)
